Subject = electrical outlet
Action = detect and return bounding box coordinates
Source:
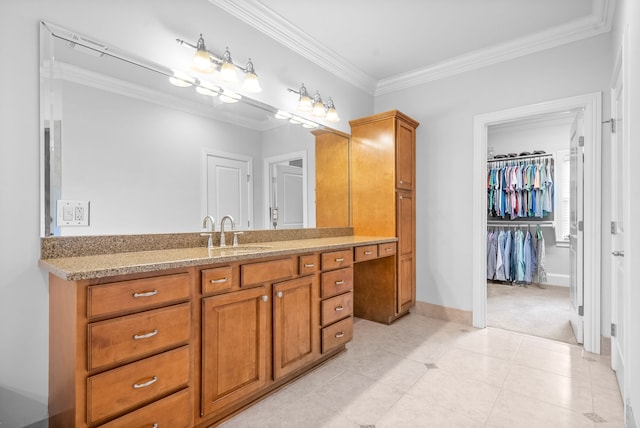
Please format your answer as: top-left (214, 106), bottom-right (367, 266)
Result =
top-left (57, 200), bottom-right (90, 226)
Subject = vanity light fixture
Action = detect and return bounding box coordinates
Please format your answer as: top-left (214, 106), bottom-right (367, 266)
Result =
top-left (176, 35), bottom-right (262, 92)
top-left (287, 83), bottom-right (339, 122)
top-left (273, 110), bottom-right (319, 129)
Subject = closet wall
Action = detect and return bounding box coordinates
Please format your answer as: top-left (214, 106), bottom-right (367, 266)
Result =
top-left (487, 115), bottom-right (573, 285)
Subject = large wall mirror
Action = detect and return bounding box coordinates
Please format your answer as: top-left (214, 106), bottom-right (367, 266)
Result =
top-left (40, 22), bottom-right (350, 237)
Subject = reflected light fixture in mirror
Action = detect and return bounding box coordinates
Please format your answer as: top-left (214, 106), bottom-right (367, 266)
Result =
top-left (287, 83), bottom-right (339, 122)
top-left (176, 35), bottom-right (261, 92)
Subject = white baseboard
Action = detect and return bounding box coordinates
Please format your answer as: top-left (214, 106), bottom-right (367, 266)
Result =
top-left (544, 273), bottom-right (570, 287)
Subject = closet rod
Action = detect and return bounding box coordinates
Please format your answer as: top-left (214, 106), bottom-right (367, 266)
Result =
top-left (487, 153), bottom-right (554, 163)
top-left (487, 220), bottom-right (554, 227)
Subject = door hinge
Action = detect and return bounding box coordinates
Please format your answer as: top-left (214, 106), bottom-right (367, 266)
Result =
top-left (611, 221), bottom-right (617, 234)
top-left (578, 221), bottom-right (584, 232)
top-left (611, 323), bottom-right (617, 337)
top-left (579, 305), bottom-right (584, 316)
top-left (578, 136), bottom-right (584, 147)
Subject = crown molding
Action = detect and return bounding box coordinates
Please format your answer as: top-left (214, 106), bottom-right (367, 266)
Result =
top-left (209, 0), bottom-right (378, 95)
top-left (210, 0), bottom-right (615, 96)
top-left (375, 0), bottom-right (616, 95)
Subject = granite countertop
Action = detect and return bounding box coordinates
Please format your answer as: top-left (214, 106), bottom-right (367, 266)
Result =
top-left (39, 235), bottom-right (397, 281)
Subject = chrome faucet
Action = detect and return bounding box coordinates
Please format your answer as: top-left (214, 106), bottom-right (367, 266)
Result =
top-left (219, 215), bottom-right (235, 247)
top-left (201, 215), bottom-right (216, 249)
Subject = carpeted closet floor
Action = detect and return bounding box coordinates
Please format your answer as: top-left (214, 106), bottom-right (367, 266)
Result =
top-left (487, 282), bottom-right (577, 345)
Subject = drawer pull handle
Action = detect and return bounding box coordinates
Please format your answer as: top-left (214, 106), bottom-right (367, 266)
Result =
top-left (364, 251), bottom-right (373, 255)
top-left (133, 376), bottom-right (158, 389)
top-left (335, 332), bottom-right (345, 338)
top-left (335, 257), bottom-right (345, 262)
top-left (133, 329), bottom-right (158, 340)
top-left (335, 305), bottom-right (344, 311)
top-left (304, 263), bottom-right (315, 268)
top-left (276, 291), bottom-right (283, 298)
top-left (210, 277), bottom-right (228, 284)
top-left (132, 289), bottom-right (158, 298)
top-left (385, 247), bottom-right (392, 252)
top-left (335, 280), bottom-right (345, 285)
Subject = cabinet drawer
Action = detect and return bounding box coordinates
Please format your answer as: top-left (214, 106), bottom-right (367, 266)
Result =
top-left (299, 254), bottom-right (320, 276)
top-left (378, 242), bottom-right (397, 257)
top-left (321, 249), bottom-right (353, 271)
top-left (88, 303), bottom-right (190, 371)
top-left (98, 387), bottom-right (191, 428)
top-left (87, 273), bottom-right (190, 318)
top-left (320, 267), bottom-right (353, 298)
top-left (321, 292), bottom-right (353, 326)
top-left (321, 317), bottom-right (353, 353)
top-left (202, 265), bottom-right (234, 295)
top-left (241, 258), bottom-right (295, 287)
top-left (354, 245), bottom-right (377, 262)
top-left (87, 346), bottom-right (190, 425)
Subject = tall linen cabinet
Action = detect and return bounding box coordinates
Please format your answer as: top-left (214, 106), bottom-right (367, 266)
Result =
top-left (350, 110), bottom-right (419, 324)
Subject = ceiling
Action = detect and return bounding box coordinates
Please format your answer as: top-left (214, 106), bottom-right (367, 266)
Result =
top-left (210, 0), bottom-right (615, 95)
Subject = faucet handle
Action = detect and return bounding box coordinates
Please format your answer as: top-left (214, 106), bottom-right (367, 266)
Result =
top-left (232, 231), bottom-right (244, 247)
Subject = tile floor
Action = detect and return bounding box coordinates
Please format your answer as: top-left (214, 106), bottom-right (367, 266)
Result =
top-left (221, 313), bottom-right (624, 427)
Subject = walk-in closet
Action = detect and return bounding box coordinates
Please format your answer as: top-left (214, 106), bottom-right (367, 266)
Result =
top-left (486, 111), bottom-right (580, 344)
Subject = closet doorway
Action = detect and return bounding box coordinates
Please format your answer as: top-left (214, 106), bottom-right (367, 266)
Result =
top-left (485, 111), bottom-right (580, 345)
top-left (472, 93), bottom-right (602, 354)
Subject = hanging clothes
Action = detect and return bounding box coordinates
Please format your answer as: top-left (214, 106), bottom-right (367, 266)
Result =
top-left (487, 155), bottom-right (554, 220)
top-left (536, 226), bottom-right (547, 285)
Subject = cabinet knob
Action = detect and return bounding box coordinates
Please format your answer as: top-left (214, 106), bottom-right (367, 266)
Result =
top-left (400, 180), bottom-right (404, 184)
top-left (276, 291), bottom-right (283, 298)
top-left (261, 295), bottom-right (269, 302)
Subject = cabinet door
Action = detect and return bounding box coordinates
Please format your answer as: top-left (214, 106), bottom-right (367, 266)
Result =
top-left (273, 276), bottom-right (320, 380)
top-left (396, 191), bottom-right (415, 313)
top-left (396, 119), bottom-right (415, 191)
top-left (201, 287), bottom-right (269, 416)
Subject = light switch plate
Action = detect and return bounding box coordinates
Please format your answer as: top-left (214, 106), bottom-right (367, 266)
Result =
top-left (56, 200), bottom-right (90, 226)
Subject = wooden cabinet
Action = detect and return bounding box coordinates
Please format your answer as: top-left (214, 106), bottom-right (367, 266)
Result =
top-left (201, 286), bottom-right (269, 417)
top-left (48, 269), bottom-right (193, 428)
top-left (350, 110), bottom-right (419, 323)
top-left (47, 245), bottom-right (370, 427)
top-left (273, 275), bottom-right (320, 379)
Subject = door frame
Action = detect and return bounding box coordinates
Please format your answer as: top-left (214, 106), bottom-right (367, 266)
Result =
top-left (610, 26), bottom-right (630, 405)
top-left (262, 151), bottom-right (308, 230)
top-left (472, 92), bottom-right (602, 354)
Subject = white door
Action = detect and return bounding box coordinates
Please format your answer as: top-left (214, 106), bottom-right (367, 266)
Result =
top-left (610, 56), bottom-right (627, 395)
top-left (569, 112), bottom-right (584, 344)
top-left (274, 164), bottom-right (304, 229)
top-left (204, 152), bottom-right (252, 229)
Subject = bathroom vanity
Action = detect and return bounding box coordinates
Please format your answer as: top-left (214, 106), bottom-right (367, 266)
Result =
top-left (40, 232), bottom-right (397, 427)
